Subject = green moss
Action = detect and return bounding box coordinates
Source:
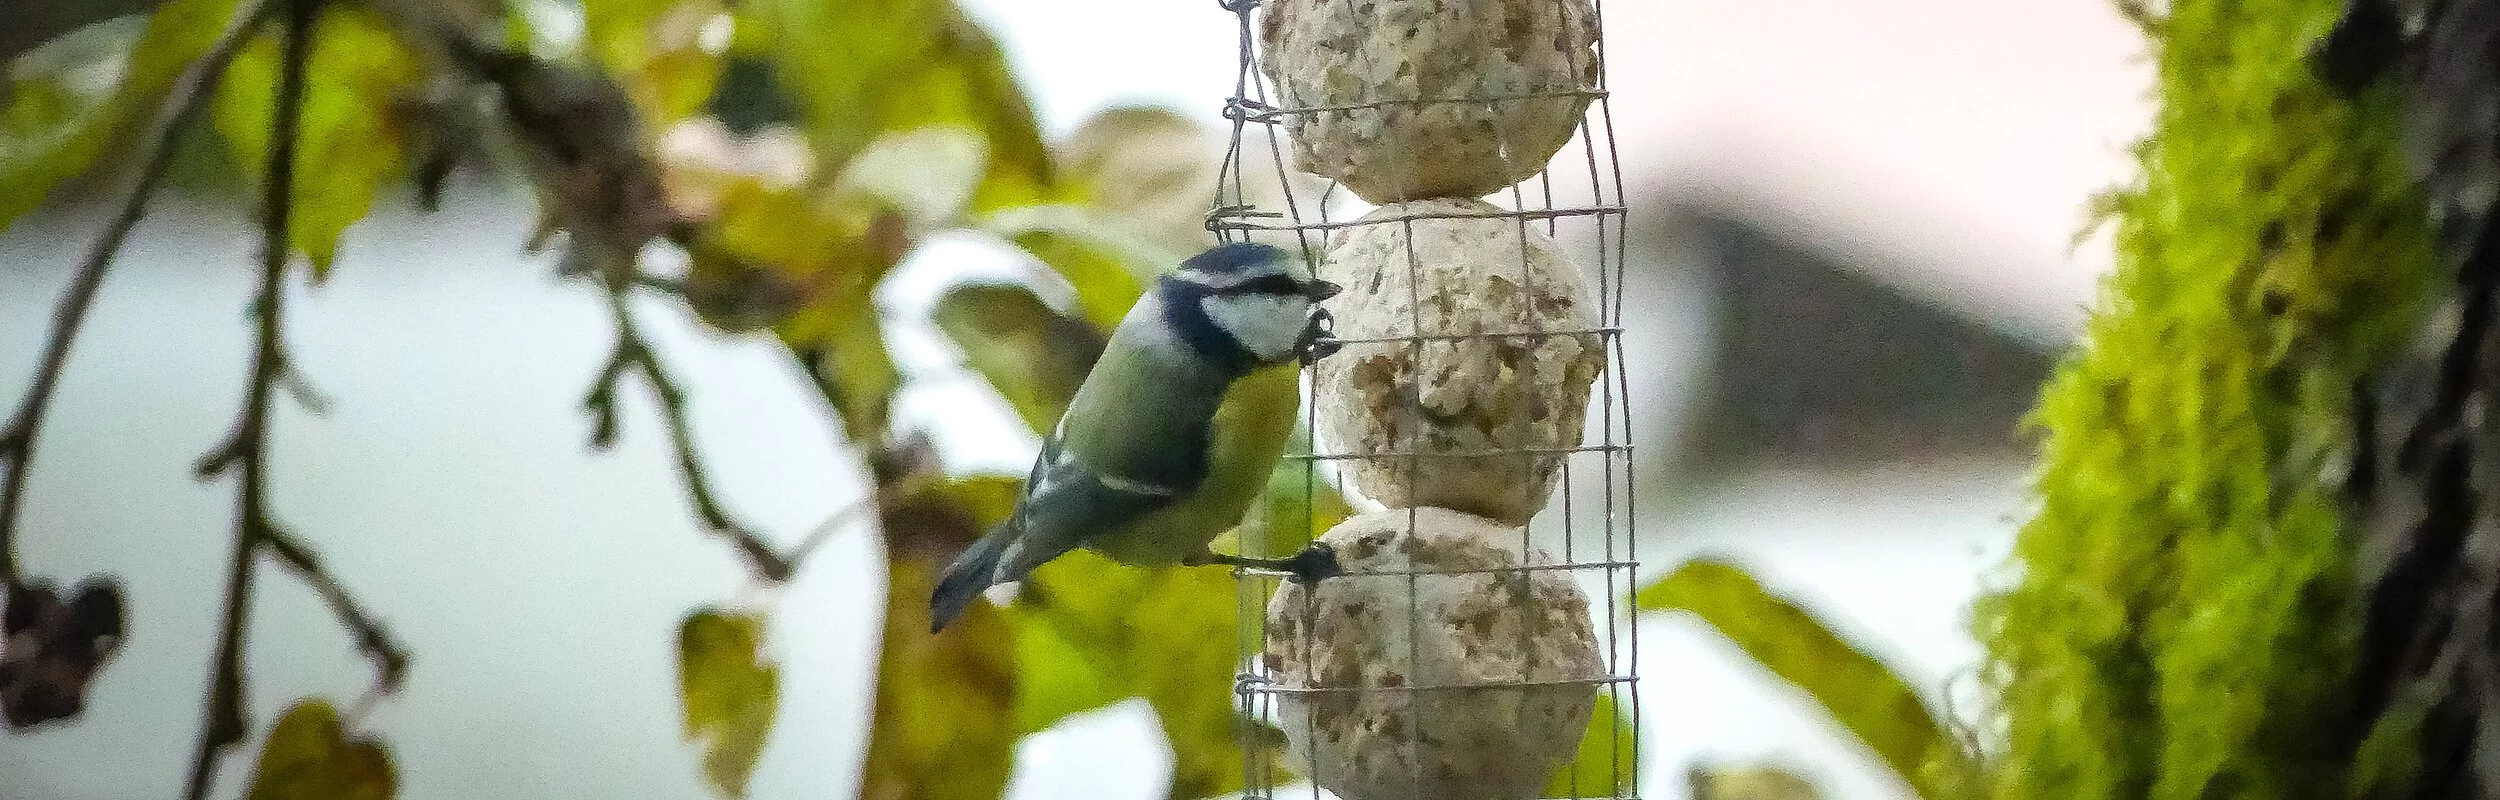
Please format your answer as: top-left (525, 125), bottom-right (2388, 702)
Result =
top-left (1971, 2), bottom-right (2435, 798)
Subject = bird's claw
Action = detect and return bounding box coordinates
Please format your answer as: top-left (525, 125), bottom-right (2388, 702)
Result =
top-left (1301, 307), bottom-right (1343, 363)
top-left (1188, 543), bottom-right (1344, 584)
top-left (1280, 543), bottom-right (1344, 584)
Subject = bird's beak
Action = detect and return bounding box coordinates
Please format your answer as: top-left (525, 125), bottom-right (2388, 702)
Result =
top-left (1306, 280), bottom-right (1342, 301)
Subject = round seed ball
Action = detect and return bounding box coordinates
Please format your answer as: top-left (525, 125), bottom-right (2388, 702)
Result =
top-left (1257, 0), bottom-right (1600, 204)
top-left (1264, 508), bottom-right (1602, 800)
top-left (1314, 199), bottom-right (1606, 524)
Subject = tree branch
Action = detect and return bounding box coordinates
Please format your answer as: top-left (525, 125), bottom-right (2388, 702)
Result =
top-left (261, 525), bottom-right (410, 689)
top-left (584, 289), bottom-right (797, 582)
top-left (182, 1), bottom-right (367, 796)
top-left (0, 0), bottom-right (272, 588)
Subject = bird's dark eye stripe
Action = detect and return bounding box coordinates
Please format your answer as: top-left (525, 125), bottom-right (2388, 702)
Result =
top-left (1213, 274), bottom-right (1311, 297)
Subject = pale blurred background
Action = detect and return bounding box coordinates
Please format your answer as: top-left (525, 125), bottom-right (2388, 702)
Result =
top-left (0, 0), bottom-right (2149, 798)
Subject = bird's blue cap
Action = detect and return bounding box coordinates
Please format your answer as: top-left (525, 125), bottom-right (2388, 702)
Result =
top-left (1182, 242), bottom-right (1294, 277)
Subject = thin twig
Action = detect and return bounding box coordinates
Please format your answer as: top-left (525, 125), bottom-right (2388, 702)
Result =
top-left (185, 1), bottom-right (313, 796)
top-left (781, 468), bottom-right (942, 568)
top-left (262, 525), bottom-right (410, 689)
top-left (584, 289), bottom-right (796, 582)
top-left (0, 0), bottom-right (272, 587)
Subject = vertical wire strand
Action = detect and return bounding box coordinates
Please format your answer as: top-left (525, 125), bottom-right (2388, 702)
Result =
top-left (1218, 0), bottom-right (1632, 795)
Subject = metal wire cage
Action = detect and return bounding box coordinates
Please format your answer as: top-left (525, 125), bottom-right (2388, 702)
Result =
top-left (1207, 0), bottom-right (1636, 798)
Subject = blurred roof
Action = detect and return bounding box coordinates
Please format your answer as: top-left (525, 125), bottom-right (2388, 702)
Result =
top-left (1603, 0), bottom-right (2152, 344)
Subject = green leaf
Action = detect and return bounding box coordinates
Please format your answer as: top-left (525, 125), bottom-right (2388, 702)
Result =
top-left (1229, 422), bottom-right (1351, 559)
top-left (245, 700), bottom-right (396, 800)
top-left (932, 283), bottom-right (1105, 434)
top-left (978, 206), bottom-right (1154, 331)
top-left (1013, 552), bottom-right (1277, 800)
top-left (1055, 105), bottom-right (1230, 258)
top-left (1686, 763), bottom-right (1826, 800)
top-left (2349, 682), bottom-right (2440, 797)
top-left (209, 5), bottom-right (419, 278)
top-left (760, 0), bottom-right (1049, 213)
top-left (582, 0), bottom-right (727, 124)
top-left (863, 479), bottom-right (1020, 800)
top-left (1006, 607), bottom-right (1123, 737)
top-left (678, 609), bottom-right (780, 798)
top-left (788, 300), bottom-right (900, 441)
top-left (1636, 559), bottom-right (1961, 796)
top-left (836, 124), bottom-right (989, 230)
top-left (1543, 693), bottom-right (1637, 798)
top-left (0, 0), bottom-right (240, 233)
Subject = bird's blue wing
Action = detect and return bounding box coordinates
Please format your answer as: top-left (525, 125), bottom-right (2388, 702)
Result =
top-left (990, 432), bottom-right (1181, 582)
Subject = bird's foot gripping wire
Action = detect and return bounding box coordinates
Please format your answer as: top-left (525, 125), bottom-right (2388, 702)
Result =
top-left (1187, 543), bottom-right (1344, 584)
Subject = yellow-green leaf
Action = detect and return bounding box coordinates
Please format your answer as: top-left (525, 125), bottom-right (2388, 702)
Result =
top-left (210, 4), bottom-right (419, 278)
top-left (1056, 105), bottom-right (1229, 258)
top-left (245, 700), bottom-right (396, 800)
top-left (932, 283), bottom-right (1105, 434)
top-left (1229, 423), bottom-right (1350, 560)
top-left (1687, 763), bottom-right (1826, 800)
top-left (760, 0), bottom-right (1049, 212)
top-left (835, 124), bottom-right (988, 231)
top-left (975, 207), bottom-right (1160, 331)
top-left (864, 479), bottom-right (1020, 800)
top-left (0, 0), bottom-right (240, 233)
top-left (678, 608), bottom-right (780, 798)
top-left (1543, 693), bottom-right (1637, 798)
top-left (1006, 607), bottom-right (1123, 738)
top-left (786, 299), bottom-right (900, 441)
top-left (582, 0), bottom-right (727, 125)
top-left (1006, 545), bottom-right (1282, 799)
top-left (1637, 559), bottom-right (1961, 796)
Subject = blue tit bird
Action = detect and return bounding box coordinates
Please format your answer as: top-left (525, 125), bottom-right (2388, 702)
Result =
top-left (929, 242), bottom-right (1346, 632)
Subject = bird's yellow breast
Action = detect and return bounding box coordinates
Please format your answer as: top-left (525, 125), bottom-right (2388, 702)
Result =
top-left (1084, 363), bottom-right (1303, 566)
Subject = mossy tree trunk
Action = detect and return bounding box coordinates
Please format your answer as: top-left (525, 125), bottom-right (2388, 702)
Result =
top-left (1972, 0), bottom-right (2440, 798)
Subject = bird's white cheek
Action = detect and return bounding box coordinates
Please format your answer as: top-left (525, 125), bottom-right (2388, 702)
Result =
top-left (1204, 296), bottom-right (1312, 361)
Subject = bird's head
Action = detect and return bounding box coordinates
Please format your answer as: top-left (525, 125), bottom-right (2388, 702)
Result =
top-left (1170, 242), bottom-right (1343, 366)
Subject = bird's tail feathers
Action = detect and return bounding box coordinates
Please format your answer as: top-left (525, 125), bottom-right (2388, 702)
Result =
top-left (929, 526), bottom-right (1014, 633)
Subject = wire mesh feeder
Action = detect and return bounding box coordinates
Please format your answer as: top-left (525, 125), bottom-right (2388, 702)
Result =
top-left (1207, 0), bottom-right (1636, 799)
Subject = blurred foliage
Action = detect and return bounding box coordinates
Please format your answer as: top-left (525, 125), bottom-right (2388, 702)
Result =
top-left (1543, 693), bottom-right (1638, 798)
top-left (1687, 763), bottom-right (1827, 800)
top-left (679, 609), bottom-right (780, 798)
top-left (0, 0), bottom-right (238, 232)
top-left (245, 700), bottom-right (396, 800)
top-left (2, 0), bottom-right (1360, 797)
top-left (867, 476), bottom-right (1021, 800)
top-left (1231, 424), bottom-right (1351, 560)
top-left (1638, 558), bottom-right (1967, 798)
top-left (583, 0), bottom-right (726, 126)
top-left (990, 222), bottom-right (1152, 330)
top-left (753, 0), bottom-right (1048, 213)
top-left (1011, 552), bottom-right (1273, 799)
top-left (932, 283), bottom-right (1107, 434)
top-left (210, 4), bottom-right (418, 277)
top-left (1969, 0), bottom-right (2436, 797)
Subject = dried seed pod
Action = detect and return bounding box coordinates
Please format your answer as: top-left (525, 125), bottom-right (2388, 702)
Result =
top-left (1314, 199), bottom-right (1604, 524)
top-left (1, 577), bottom-right (125, 729)
top-left (1257, 0), bottom-right (1600, 203)
top-left (1265, 508), bottom-right (1601, 800)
